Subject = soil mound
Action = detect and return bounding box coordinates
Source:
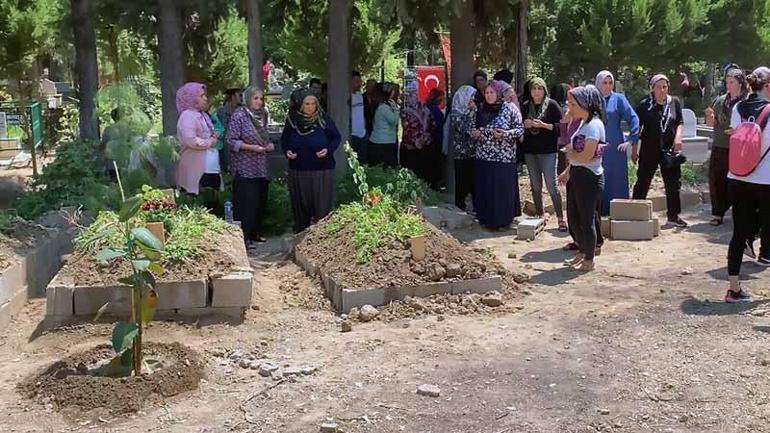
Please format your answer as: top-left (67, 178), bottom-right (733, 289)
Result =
top-left (297, 221), bottom-right (499, 290)
top-left (57, 227), bottom-right (243, 287)
top-left (0, 221), bottom-right (49, 272)
top-left (18, 342), bottom-right (204, 418)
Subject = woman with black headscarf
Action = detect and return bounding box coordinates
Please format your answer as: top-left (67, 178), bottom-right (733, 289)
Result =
top-left (469, 80), bottom-right (525, 230)
top-left (558, 85), bottom-right (606, 272)
top-left (281, 89), bottom-right (341, 233)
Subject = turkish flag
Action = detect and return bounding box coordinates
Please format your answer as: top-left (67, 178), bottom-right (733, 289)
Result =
top-left (416, 66), bottom-right (447, 102)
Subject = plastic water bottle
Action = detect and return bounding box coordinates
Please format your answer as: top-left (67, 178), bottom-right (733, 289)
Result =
top-left (224, 201), bottom-right (234, 224)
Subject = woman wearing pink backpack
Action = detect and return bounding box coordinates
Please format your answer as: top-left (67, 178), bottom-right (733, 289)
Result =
top-left (724, 67), bottom-right (770, 303)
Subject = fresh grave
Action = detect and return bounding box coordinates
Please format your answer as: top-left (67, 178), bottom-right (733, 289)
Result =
top-left (293, 144), bottom-right (518, 313)
top-left (45, 185), bottom-right (253, 323)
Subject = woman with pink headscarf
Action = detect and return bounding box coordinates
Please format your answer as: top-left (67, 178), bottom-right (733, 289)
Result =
top-left (175, 82), bottom-right (222, 197)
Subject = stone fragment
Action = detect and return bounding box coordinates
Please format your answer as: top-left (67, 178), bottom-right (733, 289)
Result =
top-left (417, 384), bottom-right (441, 397)
top-left (359, 305), bottom-right (379, 322)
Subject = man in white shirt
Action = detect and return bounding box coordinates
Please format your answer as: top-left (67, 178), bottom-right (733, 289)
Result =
top-left (350, 71), bottom-right (367, 163)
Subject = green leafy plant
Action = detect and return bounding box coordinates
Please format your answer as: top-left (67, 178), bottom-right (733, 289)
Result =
top-left (0, 210), bottom-right (18, 234)
top-left (325, 143), bottom-right (426, 263)
top-left (81, 173), bottom-right (164, 377)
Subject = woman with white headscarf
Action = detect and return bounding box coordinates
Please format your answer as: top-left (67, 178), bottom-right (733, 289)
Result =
top-left (451, 85), bottom-right (478, 210)
top-left (595, 70), bottom-right (640, 215)
top-left (631, 74), bottom-right (687, 228)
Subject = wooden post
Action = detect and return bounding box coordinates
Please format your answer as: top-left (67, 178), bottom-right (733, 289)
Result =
top-left (515, 0), bottom-right (529, 94)
top-left (327, 0), bottom-right (351, 175)
top-left (157, 0), bottom-right (185, 137)
top-left (245, 0), bottom-right (265, 89)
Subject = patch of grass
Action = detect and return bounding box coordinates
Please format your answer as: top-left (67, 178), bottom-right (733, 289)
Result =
top-left (325, 194), bottom-right (426, 264)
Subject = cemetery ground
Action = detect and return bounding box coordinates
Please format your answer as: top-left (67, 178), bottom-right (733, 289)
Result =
top-left (1, 202), bottom-right (770, 433)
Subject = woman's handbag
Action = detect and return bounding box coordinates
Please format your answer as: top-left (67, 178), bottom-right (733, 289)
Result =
top-left (661, 148), bottom-right (687, 168)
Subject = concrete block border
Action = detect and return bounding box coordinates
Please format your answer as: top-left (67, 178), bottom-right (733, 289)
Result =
top-left (294, 248), bottom-right (502, 313)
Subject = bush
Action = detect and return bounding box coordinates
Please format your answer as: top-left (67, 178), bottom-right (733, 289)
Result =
top-left (336, 165), bottom-right (443, 207)
top-left (262, 179), bottom-right (292, 235)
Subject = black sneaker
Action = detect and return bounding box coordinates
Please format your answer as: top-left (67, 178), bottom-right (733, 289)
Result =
top-left (745, 241), bottom-right (757, 259)
top-left (758, 255), bottom-right (770, 267)
top-left (725, 289), bottom-right (753, 303)
top-left (668, 217), bottom-right (688, 228)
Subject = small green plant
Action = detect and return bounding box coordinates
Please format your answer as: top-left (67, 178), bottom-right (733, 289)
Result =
top-left (325, 143), bottom-right (426, 263)
top-left (0, 210), bottom-right (18, 234)
top-left (81, 172), bottom-right (164, 377)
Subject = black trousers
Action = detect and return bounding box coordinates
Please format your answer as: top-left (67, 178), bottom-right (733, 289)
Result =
top-left (351, 135), bottom-right (368, 165)
top-left (232, 176), bottom-right (269, 242)
top-left (367, 141), bottom-right (398, 168)
top-left (454, 158), bottom-right (475, 210)
top-left (632, 145), bottom-right (682, 221)
top-left (709, 147), bottom-right (730, 218)
top-left (567, 166), bottom-right (604, 260)
top-left (727, 179), bottom-right (770, 275)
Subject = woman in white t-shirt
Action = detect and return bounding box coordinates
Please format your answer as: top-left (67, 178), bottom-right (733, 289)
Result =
top-left (724, 66), bottom-right (770, 303)
top-left (558, 85), bottom-right (606, 272)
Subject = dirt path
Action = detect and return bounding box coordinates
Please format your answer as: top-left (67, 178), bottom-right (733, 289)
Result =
top-left (1, 203), bottom-right (769, 433)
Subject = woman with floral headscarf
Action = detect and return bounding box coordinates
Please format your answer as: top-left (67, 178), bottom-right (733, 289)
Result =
top-left (175, 82), bottom-right (222, 198)
top-left (281, 89), bottom-right (341, 233)
top-left (469, 80), bottom-right (525, 230)
top-left (521, 77), bottom-right (566, 230)
top-left (558, 85), bottom-right (606, 272)
top-left (400, 81), bottom-right (433, 176)
top-left (451, 85), bottom-right (478, 210)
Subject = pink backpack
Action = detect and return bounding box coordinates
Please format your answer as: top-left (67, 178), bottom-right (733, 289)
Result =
top-left (729, 104), bottom-right (770, 176)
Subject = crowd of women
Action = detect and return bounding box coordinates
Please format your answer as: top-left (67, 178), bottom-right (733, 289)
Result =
top-left (169, 63), bottom-right (769, 303)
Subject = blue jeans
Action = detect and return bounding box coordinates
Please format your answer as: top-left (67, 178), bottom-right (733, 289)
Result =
top-left (524, 152), bottom-right (563, 219)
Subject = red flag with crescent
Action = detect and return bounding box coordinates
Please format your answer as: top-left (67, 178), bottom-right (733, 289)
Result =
top-left (416, 66), bottom-right (446, 102)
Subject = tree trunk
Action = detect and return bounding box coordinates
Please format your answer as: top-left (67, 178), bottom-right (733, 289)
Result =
top-left (449, 1), bottom-right (475, 93)
top-left (448, 0), bottom-right (476, 199)
top-left (245, 0), bottom-right (264, 89)
top-left (327, 0), bottom-right (351, 175)
top-left (71, 0), bottom-right (100, 141)
top-left (515, 0), bottom-right (529, 94)
top-left (157, 0), bottom-right (185, 136)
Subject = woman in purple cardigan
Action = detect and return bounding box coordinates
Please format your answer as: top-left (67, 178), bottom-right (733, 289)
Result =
top-left (226, 86), bottom-right (274, 246)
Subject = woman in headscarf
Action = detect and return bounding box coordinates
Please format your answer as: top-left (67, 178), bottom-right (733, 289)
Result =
top-left (631, 74), bottom-right (687, 228)
top-left (470, 80), bottom-right (525, 230)
top-left (175, 82), bottom-right (223, 199)
top-left (227, 86), bottom-right (274, 247)
top-left (595, 70), bottom-right (641, 216)
top-left (705, 68), bottom-right (748, 225)
top-left (368, 82), bottom-right (401, 168)
top-left (399, 81), bottom-right (432, 175)
top-left (558, 85), bottom-right (606, 272)
top-left (281, 89), bottom-right (341, 233)
top-left (451, 85), bottom-right (478, 210)
top-left (521, 77), bottom-right (566, 231)
top-left (551, 83), bottom-right (576, 175)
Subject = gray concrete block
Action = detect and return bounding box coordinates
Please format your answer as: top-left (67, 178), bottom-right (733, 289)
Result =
top-left (211, 272), bottom-right (253, 307)
top-left (610, 220), bottom-right (656, 241)
top-left (46, 284), bottom-right (74, 316)
top-left (649, 195), bottom-right (667, 212)
top-left (421, 205), bottom-right (475, 230)
top-left (601, 218), bottom-right (611, 238)
top-left (610, 199), bottom-right (653, 221)
top-left (155, 279), bottom-right (208, 310)
top-left (516, 218), bottom-right (545, 240)
top-left (450, 276), bottom-right (502, 295)
top-left (0, 286), bottom-right (28, 330)
top-left (73, 284), bottom-right (132, 316)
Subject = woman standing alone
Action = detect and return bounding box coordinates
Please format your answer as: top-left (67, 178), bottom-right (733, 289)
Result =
top-left (226, 87), bottom-right (274, 246)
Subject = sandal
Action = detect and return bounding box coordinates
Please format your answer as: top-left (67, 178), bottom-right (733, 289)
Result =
top-left (563, 242), bottom-right (579, 251)
top-left (571, 260), bottom-right (595, 272)
top-left (558, 221), bottom-right (568, 232)
top-left (710, 217), bottom-right (723, 226)
top-left (564, 254), bottom-right (584, 267)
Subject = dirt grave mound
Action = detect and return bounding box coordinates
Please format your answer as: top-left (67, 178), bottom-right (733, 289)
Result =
top-left (0, 221), bottom-right (49, 272)
top-left (18, 342), bottom-right (204, 418)
top-left (297, 221), bottom-right (497, 290)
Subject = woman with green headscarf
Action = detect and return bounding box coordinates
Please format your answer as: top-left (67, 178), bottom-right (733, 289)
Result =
top-left (521, 77), bottom-right (566, 231)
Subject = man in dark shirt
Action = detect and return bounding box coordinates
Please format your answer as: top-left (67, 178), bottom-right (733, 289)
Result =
top-left (631, 74), bottom-right (687, 227)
